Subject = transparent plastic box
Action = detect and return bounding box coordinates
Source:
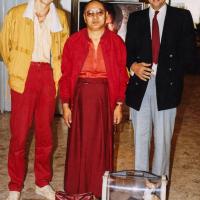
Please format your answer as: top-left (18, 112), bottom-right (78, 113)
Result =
top-left (102, 171), bottom-right (167, 200)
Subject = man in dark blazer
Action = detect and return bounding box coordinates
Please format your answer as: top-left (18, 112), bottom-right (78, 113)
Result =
top-left (125, 0), bottom-right (195, 178)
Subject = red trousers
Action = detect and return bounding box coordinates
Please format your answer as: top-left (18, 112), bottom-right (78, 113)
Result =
top-left (64, 78), bottom-right (113, 198)
top-left (8, 62), bottom-right (56, 191)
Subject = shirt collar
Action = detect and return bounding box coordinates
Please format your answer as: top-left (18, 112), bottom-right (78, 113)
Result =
top-left (23, 0), bottom-right (62, 32)
top-left (149, 3), bottom-right (167, 17)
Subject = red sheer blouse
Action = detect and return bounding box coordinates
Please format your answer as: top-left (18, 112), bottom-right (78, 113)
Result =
top-left (79, 41), bottom-right (107, 78)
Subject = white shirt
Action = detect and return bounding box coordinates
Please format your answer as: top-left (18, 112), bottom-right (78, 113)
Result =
top-left (23, 0), bottom-right (63, 63)
top-left (149, 4), bottom-right (167, 42)
top-left (23, 0), bottom-right (62, 32)
top-left (149, 4), bottom-right (167, 76)
top-left (32, 13), bottom-right (52, 63)
top-left (131, 4), bottom-right (167, 76)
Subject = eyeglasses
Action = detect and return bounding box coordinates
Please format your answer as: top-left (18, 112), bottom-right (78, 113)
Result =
top-left (85, 8), bottom-right (105, 17)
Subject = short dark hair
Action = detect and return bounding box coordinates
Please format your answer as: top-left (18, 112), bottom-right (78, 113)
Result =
top-left (83, 0), bottom-right (106, 13)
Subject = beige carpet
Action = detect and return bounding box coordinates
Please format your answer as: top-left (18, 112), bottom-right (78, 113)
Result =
top-left (0, 75), bottom-right (200, 200)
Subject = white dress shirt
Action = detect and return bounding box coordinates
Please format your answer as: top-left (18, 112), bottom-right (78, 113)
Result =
top-left (149, 4), bottom-right (167, 76)
top-left (130, 3), bottom-right (167, 77)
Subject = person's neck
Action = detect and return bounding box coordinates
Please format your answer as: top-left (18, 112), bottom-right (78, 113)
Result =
top-left (151, 3), bottom-right (166, 11)
top-left (34, 0), bottom-right (51, 22)
top-left (87, 28), bottom-right (105, 49)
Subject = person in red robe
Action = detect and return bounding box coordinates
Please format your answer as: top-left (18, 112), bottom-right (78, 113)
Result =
top-left (59, 0), bottom-right (128, 198)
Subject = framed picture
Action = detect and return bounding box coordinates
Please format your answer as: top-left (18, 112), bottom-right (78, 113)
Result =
top-left (71, 0), bottom-right (145, 38)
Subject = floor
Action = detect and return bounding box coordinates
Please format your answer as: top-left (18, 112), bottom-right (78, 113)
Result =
top-left (0, 75), bottom-right (200, 200)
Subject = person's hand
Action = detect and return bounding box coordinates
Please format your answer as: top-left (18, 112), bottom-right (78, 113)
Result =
top-left (62, 103), bottom-right (72, 128)
top-left (113, 105), bottom-right (122, 124)
top-left (131, 62), bottom-right (152, 81)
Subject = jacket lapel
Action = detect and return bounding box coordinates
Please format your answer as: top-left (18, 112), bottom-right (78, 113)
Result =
top-left (159, 5), bottom-right (172, 58)
top-left (144, 8), bottom-right (152, 62)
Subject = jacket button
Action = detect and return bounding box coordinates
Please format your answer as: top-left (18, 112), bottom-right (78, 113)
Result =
top-left (169, 54), bottom-right (173, 58)
top-left (170, 82), bottom-right (173, 86)
top-left (169, 68), bottom-right (172, 71)
top-left (135, 82), bottom-right (139, 86)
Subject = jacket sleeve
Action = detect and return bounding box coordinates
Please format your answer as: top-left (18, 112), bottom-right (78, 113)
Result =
top-left (118, 38), bottom-right (129, 103)
top-left (125, 13), bottom-right (138, 70)
top-left (0, 11), bottom-right (12, 66)
top-left (53, 9), bottom-right (70, 94)
top-left (59, 39), bottom-right (72, 104)
top-left (0, 37), bottom-right (2, 61)
top-left (179, 10), bottom-right (195, 71)
top-left (60, 11), bottom-right (70, 53)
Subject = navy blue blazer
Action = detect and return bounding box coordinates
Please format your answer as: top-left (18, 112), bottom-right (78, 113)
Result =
top-left (125, 5), bottom-right (195, 111)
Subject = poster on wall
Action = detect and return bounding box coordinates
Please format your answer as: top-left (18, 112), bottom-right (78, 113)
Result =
top-left (71, 0), bottom-right (145, 39)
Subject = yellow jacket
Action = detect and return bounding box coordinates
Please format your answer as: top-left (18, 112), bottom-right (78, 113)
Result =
top-left (0, 3), bottom-right (69, 94)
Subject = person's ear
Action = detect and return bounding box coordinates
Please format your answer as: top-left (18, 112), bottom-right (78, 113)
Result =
top-left (105, 11), bottom-right (108, 18)
top-left (83, 13), bottom-right (86, 23)
top-left (105, 11), bottom-right (109, 21)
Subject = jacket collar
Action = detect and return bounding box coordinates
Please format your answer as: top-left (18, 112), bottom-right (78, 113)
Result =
top-left (23, 0), bottom-right (62, 32)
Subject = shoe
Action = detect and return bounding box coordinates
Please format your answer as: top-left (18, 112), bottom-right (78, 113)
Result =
top-left (35, 185), bottom-right (55, 200)
top-left (6, 191), bottom-right (21, 200)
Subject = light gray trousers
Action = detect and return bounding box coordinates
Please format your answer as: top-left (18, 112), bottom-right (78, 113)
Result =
top-left (131, 76), bottom-right (176, 177)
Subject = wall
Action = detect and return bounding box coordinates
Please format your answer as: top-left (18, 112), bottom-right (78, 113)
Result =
top-left (59, 0), bottom-right (71, 12)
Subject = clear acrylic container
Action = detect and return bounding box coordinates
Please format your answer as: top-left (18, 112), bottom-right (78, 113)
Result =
top-left (102, 170), bottom-right (167, 200)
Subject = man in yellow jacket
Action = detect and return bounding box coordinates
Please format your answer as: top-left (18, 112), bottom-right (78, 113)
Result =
top-left (0, 0), bottom-right (69, 199)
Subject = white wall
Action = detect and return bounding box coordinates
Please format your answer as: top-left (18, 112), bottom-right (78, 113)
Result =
top-left (59, 0), bottom-right (71, 12)
top-left (171, 0), bottom-right (200, 24)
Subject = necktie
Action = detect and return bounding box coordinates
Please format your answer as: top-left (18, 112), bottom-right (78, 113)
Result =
top-left (152, 11), bottom-right (160, 64)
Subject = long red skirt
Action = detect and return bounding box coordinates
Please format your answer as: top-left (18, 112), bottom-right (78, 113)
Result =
top-left (64, 78), bottom-right (113, 198)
